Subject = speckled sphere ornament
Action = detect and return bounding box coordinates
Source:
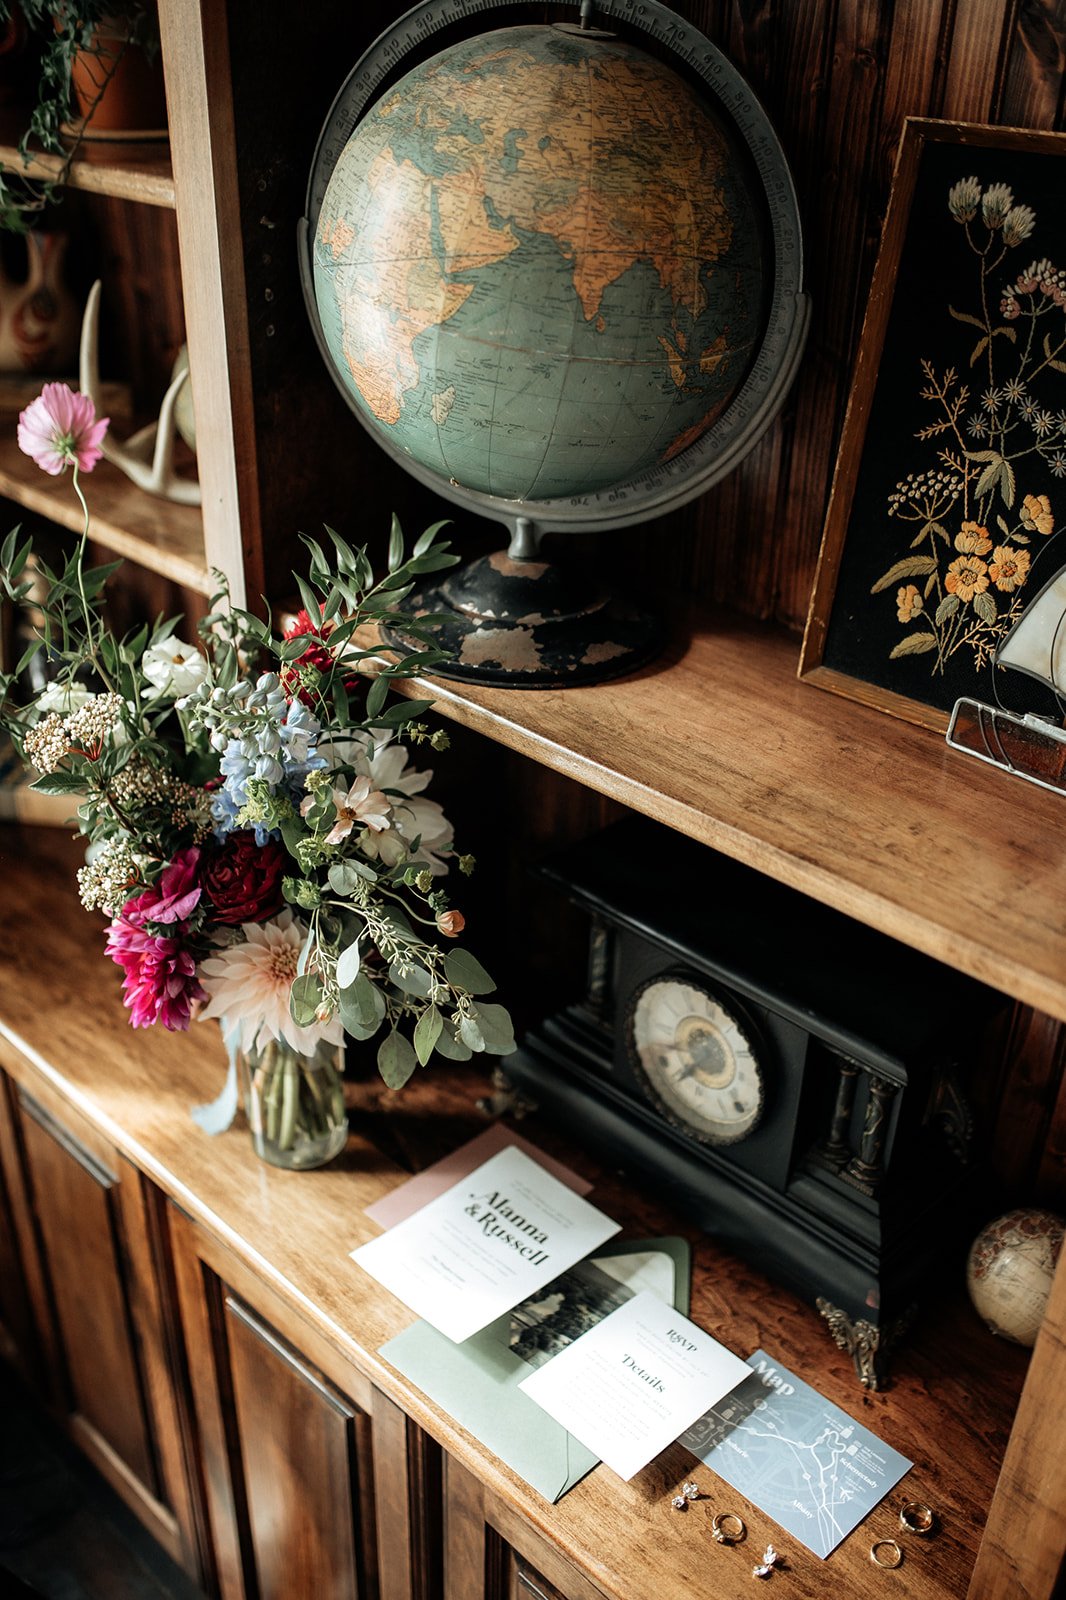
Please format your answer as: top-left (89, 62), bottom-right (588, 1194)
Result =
top-left (966, 1208), bottom-right (1064, 1346)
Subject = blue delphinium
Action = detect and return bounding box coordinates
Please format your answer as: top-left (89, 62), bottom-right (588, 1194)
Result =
top-left (208, 675), bottom-right (327, 842)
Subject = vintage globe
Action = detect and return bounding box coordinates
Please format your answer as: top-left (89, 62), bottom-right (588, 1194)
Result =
top-left (312, 23), bottom-right (768, 503)
top-left (966, 1208), bottom-right (1065, 1347)
top-left (302, 2), bottom-right (806, 683)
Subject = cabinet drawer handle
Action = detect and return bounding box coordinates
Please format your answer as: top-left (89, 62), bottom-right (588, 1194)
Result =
top-left (516, 1570), bottom-right (556, 1600)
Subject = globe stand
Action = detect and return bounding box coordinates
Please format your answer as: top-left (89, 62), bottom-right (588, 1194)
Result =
top-left (382, 519), bottom-right (664, 688)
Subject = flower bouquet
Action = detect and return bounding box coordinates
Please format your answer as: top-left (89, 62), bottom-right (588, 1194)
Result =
top-left (1, 385), bottom-right (515, 1167)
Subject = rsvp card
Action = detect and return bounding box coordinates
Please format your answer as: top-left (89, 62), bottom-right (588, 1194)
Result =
top-left (351, 1145), bottom-right (620, 1343)
top-left (518, 1289), bottom-right (750, 1481)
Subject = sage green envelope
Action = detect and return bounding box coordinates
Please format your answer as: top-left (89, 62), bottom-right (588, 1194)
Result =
top-left (379, 1236), bottom-right (691, 1503)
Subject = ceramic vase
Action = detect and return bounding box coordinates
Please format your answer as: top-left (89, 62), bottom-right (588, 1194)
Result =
top-left (0, 233), bottom-right (79, 375)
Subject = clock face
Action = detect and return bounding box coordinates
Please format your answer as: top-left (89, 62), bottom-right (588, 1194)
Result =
top-left (628, 977), bottom-right (765, 1146)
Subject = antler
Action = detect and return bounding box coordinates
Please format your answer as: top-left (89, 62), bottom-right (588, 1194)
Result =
top-left (79, 280), bottom-right (201, 507)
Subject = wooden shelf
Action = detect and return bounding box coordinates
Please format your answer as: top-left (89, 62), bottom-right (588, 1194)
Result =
top-left (0, 435), bottom-right (211, 594)
top-left (0, 139), bottom-right (175, 207)
top-left (0, 825), bottom-right (1034, 1600)
top-left (396, 610), bottom-right (1066, 1024)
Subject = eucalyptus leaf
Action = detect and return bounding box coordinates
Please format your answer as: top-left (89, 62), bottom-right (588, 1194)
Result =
top-left (459, 1015), bottom-right (486, 1052)
top-left (470, 1002), bottom-right (516, 1056)
top-left (329, 861), bottom-right (361, 896)
top-left (414, 1005), bottom-right (444, 1066)
top-left (378, 1028), bottom-right (418, 1089)
top-left (389, 957), bottom-right (432, 998)
top-left (444, 948), bottom-right (496, 995)
top-left (336, 939), bottom-right (362, 990)
top-left (339, 987), bottom-right (381, 1040)
top-left (289, 972), bottom-right (323, 1027)
top-left (434, 1024), bottom-right (473, 1062)
top-left (348, 970), bottom-right (387, 1029)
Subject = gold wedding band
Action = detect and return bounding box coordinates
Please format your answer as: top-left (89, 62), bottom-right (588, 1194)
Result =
top-left (711, 1511), bottom-right (746, 1545)
top-left (870, 1539), bottom-right (903, 1569)
top-left (899, 1500), bottom-right (936, 1536)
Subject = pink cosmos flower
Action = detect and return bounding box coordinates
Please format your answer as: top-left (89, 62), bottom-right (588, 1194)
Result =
top-left (17, 383), bottom-right (109, 476)
top-left (105, 919), bottom-right (206, 1030)
top-left (121, 848), bottom-right (202, 926)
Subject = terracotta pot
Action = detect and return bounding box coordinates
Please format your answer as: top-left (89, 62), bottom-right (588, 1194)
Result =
top-left (68, 12), bottom-right (167, 135)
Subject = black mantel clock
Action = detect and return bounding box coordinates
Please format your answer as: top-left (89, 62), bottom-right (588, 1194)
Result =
top-left (502, 818), bottom-right (1003, 1387)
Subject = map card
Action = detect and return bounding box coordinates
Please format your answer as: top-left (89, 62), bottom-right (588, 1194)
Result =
top-left (679, 1350), bottom-right (912, 1557)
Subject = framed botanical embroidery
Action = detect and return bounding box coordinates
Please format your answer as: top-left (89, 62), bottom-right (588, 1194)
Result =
top-left (801, 119), bottom-right (1066, 730)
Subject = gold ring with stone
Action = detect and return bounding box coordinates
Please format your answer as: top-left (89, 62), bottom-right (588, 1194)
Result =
top-left (899, 1501), bottom-right (936, 1536)
top-left (870, 1539), bottom-right (903, 1568)
top-left (711, 1511), bottom-right (746, 1545)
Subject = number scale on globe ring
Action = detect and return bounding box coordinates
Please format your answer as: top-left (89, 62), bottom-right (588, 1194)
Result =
top-left (628, 976), bottom-right (765, 1146)
top-left (298, 0), bottom-right (810, 538)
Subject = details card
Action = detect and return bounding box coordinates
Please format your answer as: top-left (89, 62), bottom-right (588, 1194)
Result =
top-left (518, 1289), bottom-right (750, 1481)
top-left (351, 1145), bottom-right (620, 1343)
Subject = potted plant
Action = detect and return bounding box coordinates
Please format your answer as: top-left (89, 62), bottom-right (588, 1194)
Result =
top-left (0, 1), bottom-right (162, 230)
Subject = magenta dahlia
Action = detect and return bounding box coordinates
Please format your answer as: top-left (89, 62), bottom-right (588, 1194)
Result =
top-left (105, 919), bottom-right (206, 1030)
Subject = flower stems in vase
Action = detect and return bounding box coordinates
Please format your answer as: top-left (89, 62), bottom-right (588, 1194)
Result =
top-left (242, 1034), bottom-right (347, 1170)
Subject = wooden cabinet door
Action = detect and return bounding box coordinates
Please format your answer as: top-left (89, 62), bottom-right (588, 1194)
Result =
top-left (0, 1070), bottom-right (44, 1385)
top-left (444, 1457), bottom-right (604, 1600)
top-left (7, 1071), bottom-right (202, 1577)
top-left (168, 1202), bottom-right (441, 1600)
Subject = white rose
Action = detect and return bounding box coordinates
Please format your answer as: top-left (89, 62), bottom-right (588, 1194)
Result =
top-left (141, 640), bottom-right (209, 698)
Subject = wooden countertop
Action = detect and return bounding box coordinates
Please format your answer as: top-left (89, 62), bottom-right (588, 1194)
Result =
top-left (0, 825), bottom-right (1031, 1600)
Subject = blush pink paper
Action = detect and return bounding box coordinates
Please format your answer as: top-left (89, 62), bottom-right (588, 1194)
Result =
top-left (364, 1123), bottom-right (591, 1229)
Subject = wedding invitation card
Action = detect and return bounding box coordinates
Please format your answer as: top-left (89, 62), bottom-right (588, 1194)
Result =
top-left (351, 1145), bottom-right (620, 1342)
top-left (518, 1289), bottom-right (750, 1481)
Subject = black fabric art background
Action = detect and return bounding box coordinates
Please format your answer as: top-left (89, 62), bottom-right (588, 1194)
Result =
top-left (822, 137), bottom-right (1066, 721)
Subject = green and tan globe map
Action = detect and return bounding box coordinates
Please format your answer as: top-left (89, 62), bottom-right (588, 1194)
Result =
top-left (313, 25), bottom-right (766, 502)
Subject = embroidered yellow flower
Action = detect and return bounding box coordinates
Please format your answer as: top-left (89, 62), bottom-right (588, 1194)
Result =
top-left (1020, 493), bottom-right (1054, 536)
top-left (896, 584), bottom-right (923, 623)
top-left (955, 521), bottom-right (992, 555)
top-left (945, 555), bottom-right (990, 602)
top-left (989, 546), bottom-right (1031, 592)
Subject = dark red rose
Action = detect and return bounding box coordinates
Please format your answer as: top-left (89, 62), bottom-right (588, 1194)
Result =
top-left (201, 833), bottom-right (286, 925)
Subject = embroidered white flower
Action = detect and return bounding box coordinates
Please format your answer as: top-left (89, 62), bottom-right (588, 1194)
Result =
top-left (198, 909), bottom-right (343, 1055)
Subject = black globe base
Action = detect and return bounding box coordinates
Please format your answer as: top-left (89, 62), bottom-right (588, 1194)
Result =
top-left (383, 550), bottom-right (664, 689)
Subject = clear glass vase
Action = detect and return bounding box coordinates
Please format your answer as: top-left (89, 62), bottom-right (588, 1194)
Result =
top-left (240, 1035), bottom-right (347, 1170)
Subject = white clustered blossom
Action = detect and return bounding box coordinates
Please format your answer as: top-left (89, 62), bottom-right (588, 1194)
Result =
top-left (141, 640), bottom-right (210, 698)
top-left (23, 712), bottom-right (69, 773)
top-left (198, 908), bottom-right (344, 1055)
top-left (66, 692), bottom-right (125, 748)
top-left (77, 837), bottom-right (142, 916)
